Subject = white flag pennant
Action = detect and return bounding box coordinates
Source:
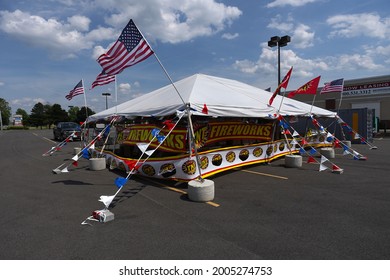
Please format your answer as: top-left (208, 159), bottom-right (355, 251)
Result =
top-left (292, 130), bottom-right (300, 137)
top-left (136, 143), bottom-right (150, 153)
top-left (61, 166), bottom-right (69, 173)
top-left (319, 163), bottom-right (329, 172)
top-left (99, 195), bottom-right (115, 208)
top-left (145, 149), bottom-right (156, 156)
top-left (320, 155), bottom-right (329, 164)
top-left (72, 154), bottom-right (79, 161)
top-left (343, 149), bottom-right (351, 156)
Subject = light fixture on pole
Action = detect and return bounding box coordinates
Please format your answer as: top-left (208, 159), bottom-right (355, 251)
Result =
top-left (102, 93), bottom-right (111, 109)
top-left (268, 35), bottom-right (291, 85)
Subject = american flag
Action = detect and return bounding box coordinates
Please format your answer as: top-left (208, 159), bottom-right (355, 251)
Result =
top-left (91, 71), bottom-right (115, 89)
top-left (97, 19), bottom-right (154, 76)
top-left (66, 80), bottom-right (84, 100)
top-left (320, 78), bottom-right (344, 94)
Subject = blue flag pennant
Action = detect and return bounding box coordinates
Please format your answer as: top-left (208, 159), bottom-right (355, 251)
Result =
top-left (115, 177), bottom-right (128, 189)
top-left (156, 135), bottom-right (165, 143)
top-left (151, 128), bottom-right (161, 137)
top-left (309, 147), bottom-right (317, 155)
top-left (299, 147), bottom-right (305, 155)
top-left (103, 125), bottom-right (111, 137)
top-left (82, 148), bottom-right (90, 159)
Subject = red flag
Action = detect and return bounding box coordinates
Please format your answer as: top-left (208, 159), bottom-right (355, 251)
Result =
top-left (307, 156), bottom-right (316, 163)
top-left (287, 76), bottom-right (321, 98)
top-left (268, 67), bottom-right (293, 106)
top-left (72, 161), bottom-right (78, 167)
top-left (202, 104), bottom-right (208, 114)
top-left (97, 19), bottom-right (154, 76)
top-left (332, 164), bottom-right (341, 171)
top-left (162, 119), bottom-right (175, 130)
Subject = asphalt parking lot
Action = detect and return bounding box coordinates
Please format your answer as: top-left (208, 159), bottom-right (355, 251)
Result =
top-left (0, 129), bottom-right (389, 260)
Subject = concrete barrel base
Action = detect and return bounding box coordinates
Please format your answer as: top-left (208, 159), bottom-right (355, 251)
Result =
top-left (320, 147), bottom-right (335, 158)
top-left (187, 179), bottom-right (215, 202)
top-left (342, 140), bottom-right (352, 148)
top-left (89, 157), bottom-right (106, 171)
top-left (285, 154), bottom-right (302, 168)
top-left (73, 147), bottom-right (81, 155)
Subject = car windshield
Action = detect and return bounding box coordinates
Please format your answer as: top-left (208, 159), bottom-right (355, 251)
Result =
top-left (62, 123), bottom-right (79, 129)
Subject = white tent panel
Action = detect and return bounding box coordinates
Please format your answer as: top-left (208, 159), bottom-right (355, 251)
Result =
top-left (88, 74), bottom-right (336, 121)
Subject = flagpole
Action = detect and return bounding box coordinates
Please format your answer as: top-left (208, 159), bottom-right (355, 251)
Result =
top-left (114, 75), bottom-right (118, 114)
top-left (278, 88), bottom-right (293, 154)
top-left (82, 78), bottom-right (88, 119)
top-left (133, 19), bottom-right (186, 106)
top-left (133, 20), bottom-right (202, 180)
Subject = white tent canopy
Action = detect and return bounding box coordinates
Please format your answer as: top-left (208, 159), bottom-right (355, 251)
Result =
top-left (87, 73), bottom-right (336, 122)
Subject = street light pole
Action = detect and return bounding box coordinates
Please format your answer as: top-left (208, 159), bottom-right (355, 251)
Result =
top-left (268, 35), bottom-right (291, 85)
top-left (102, 93), bottom-right (111, 109)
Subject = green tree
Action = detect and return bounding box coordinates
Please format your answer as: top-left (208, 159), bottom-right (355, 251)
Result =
top-left (15, 108), bottom-right (29, 126)
top-left (30, 102), bottom-right (46, 129)
top-left (68, 106), bottom-right (80, 122)
top-left (0, 98), bottom-right (11, 126)
top-left (50, 103), bottom-right (69, 126)
top-left (76, 106), bottom-right (95, 124)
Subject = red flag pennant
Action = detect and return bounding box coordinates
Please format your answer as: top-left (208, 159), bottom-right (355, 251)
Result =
top-left (334, 139), bottom-right (342, 148)
top-left (301, 138), bottom-right (308, 145)
top-left (72, 161), bottom-right (78, 167)
top-left (269, 66), bottom-right (293, 106)
top-left (202, 104), bottom-right (208, 114)
top-left (307, 156), bottom-right (316, 163)
top-left (287, 76), bottom-right (321, 98)
top-left (125, 160), bottom-right (141, 171)
top-left (162, 119), bottom-right (175, 130)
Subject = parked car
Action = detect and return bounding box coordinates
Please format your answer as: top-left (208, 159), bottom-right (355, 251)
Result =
top-left (53, 122), bottom-right (81, 141)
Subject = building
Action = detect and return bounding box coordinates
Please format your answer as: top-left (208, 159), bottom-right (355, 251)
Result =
top-left (289, 74), bottom-right (390, 131)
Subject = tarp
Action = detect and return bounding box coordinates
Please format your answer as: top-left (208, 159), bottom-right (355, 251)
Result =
top-left (87, 73), bottom-right (336, 121)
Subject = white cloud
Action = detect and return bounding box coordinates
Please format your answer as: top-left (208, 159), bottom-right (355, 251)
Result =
top-left (0, 1), bottom-right (242, 58)
top-left (327, 13), bottom-right (390, 39)
top-left (67, 15), bottom-right (90, 32)
top-left (118, 83), bottom-right (131, 94)
top-left (267, 16), bottom-right (315, 49)
top-left (11, 97), bottom-right (47, 110)
top-left (0, 81), bottom-right (4, 86)
top-left (101, 0), bottom-right (242, 44)
top-left (266, 0), bottom-right (318, 8)
top-left (234, 47), bottom-right (329, 79)
top-left (0, 10), bottom-right (93, 58)
top-left (222, 32), bottom-right (239, 40)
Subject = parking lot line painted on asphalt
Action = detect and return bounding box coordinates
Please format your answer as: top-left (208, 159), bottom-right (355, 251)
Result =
top-left (240, 169), bottom-right (288, 180)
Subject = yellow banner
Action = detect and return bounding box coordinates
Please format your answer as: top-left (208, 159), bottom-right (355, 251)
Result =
top-left (119, 121), bottom-right (273, 153)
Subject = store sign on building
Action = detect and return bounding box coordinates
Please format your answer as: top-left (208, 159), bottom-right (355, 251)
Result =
top-left (343, 81), bottom-right (390, 96)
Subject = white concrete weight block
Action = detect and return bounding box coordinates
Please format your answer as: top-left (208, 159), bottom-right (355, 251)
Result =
top-left (187, 179), bottom-right (215, 202)
top-left (320, 147), bottom-right (335, 159)
top-left (73, 147), bottom-right (81, 155)
top-left (285, 154), bottom-right (302, 168)
top-left (342, 140), bottom-right (352, 148)
top-left (89, 157), bottom-right (106, 171)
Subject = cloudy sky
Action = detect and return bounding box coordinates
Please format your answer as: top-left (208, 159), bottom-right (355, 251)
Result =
top-left (1, 0), bottom-right (390, 114)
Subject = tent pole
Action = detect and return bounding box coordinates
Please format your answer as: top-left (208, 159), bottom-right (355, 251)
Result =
top-left (186, 104), bottom-right (204, 181)
top-left (151, 53), bottom-right (203, 180)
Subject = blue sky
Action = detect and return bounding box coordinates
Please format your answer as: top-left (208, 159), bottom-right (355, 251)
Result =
top-left (1, 0), bottom-right (390, 114)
